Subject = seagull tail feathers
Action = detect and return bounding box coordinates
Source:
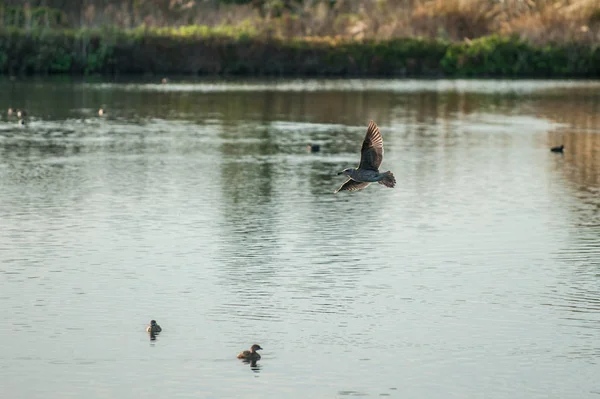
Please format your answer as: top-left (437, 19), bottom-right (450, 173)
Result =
top-left (379, 171), bottom-right (396, 188)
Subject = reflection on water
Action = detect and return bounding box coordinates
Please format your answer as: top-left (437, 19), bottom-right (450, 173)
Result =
top-left (0, 79), bottom-right (599, 399)
top-left (240, 359), bottom-right (262, 374)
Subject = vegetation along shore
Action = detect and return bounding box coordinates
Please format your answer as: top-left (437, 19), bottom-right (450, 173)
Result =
top-left (0, 0), bottom-right (599, 77)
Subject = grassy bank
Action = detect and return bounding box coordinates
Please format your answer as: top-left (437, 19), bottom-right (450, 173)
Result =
top-left (0, 26), bottom-right (599, 77)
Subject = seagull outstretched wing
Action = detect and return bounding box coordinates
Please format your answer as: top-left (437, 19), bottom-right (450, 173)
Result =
top-left (358, 120), bottom-right (384, 171)
top-left (334, 179), bottom-right (371, 193)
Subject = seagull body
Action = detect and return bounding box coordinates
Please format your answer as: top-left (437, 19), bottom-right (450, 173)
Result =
top-left (335, 120), bottom-right (396, 193)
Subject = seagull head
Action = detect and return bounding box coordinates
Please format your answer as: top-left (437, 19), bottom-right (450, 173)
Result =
top-left (338, 168), bottom-right (353, 176)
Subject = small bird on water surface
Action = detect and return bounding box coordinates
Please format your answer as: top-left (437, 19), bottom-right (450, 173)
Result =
top-left (237, 344), bottom-right (263, 361)
top-left (146, 320), bottom-right (162, 334)
top-left (335, 120), bottom-right (396, 193)
top-left (551, 145), bottom-right (564, 153)
top-left (307, 143), bottom-right (320, 152)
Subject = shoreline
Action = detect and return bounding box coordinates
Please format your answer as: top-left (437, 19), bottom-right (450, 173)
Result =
top-left (1, 27), bottom-right (599, 78)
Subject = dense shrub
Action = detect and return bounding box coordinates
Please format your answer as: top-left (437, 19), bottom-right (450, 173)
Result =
top-left (0, 27), bottom-right (598, 77)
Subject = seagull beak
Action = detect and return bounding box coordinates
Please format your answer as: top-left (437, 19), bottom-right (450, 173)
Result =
top-left (337, 171), bottom-right (344, 175)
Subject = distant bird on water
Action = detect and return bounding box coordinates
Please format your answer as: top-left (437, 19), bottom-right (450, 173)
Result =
top-left (16, 109), bottom-right (25, 118)
top-left (98, 108), bottom-right (105, 116)
top-left (161, 77), bottom-right (169, 84)
top-left (307, 143), bottom-right (320, 152)
top-left (335, 120), bottom-right (396, 193)
top-left (237, 344), bottom-right (263, 361)
top-left (146, 320), bottom-right (162, 334)
top-left (550, 145), bottom-right (564, 153)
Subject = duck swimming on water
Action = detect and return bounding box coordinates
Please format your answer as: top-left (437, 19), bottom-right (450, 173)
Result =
top-left (146, 320), bottom-right (162, 334)
top-left (237, 344), bottom-right (263, 361)
top-left (307, 143), bottom-right (320, 152)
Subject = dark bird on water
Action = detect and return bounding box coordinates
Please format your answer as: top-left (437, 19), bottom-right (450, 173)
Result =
top-left (237, 344), bottom-right (263, 361)
top-left (335, 120), bottom-right (396, 193)
top-left (146, 320), bottom-right (162, 334)
top-left (550, 145), bottom-right (564, 153)
top-left (307, 143), bottom-right (320, 152)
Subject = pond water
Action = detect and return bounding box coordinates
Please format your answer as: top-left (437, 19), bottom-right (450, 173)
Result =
top-left (1, 78), bottom-right (599, 398)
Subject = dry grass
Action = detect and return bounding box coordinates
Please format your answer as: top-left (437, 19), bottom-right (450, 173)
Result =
top-left (335, 0), bottom-right (600, 43)
top-left (2, 0), bottom-right (599, 44)
top-left (499, 0), bottom-right (600, 44)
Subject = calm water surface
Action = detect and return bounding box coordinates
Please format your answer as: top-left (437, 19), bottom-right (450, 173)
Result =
top-left (1, 78), bottom-right (599, 398)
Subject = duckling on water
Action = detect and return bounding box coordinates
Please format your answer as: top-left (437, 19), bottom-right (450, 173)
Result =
top-left (237, 344), bottom-right (262, 361)
top-left (146, 320), bottom-right (162, 334)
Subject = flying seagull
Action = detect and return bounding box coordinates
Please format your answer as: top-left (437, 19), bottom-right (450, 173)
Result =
top-left (335, 120), bottom-right (396, 193)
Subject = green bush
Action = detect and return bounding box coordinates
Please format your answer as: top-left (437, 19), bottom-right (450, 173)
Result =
top-left (0, 26), bottom-right (598, 77)
top-left (441, 35), bottom-right (600, 77)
